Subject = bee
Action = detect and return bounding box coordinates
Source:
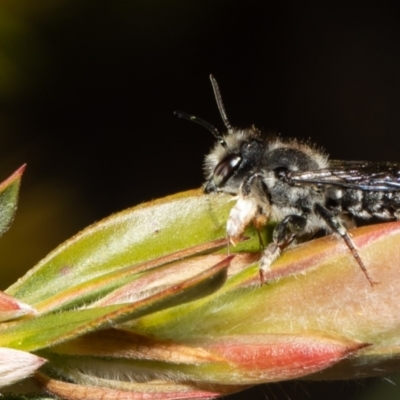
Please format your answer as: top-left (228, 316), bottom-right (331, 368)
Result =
top-left (176, 75), bottom-right (400, 286)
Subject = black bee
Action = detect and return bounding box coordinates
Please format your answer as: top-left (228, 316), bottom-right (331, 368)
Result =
top-left (176, 75), bottom-right (400, 286)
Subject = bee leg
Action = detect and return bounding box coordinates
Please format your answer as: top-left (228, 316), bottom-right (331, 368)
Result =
top-left (253, 207), bottom-right (269, 249)
top-left (259, 215), bottom-right (307, 284)
top-left (314, 203), bottom-right (378, 287)
top-left (255, 228), bottom-right (265, 249)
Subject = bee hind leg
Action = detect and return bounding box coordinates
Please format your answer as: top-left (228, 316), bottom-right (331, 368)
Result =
top-left (314, 203), bottom-right (378, 287)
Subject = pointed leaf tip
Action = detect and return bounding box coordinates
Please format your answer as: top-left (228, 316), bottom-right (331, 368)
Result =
top-left (204, 334), bottom-right (368, 384)
top-left (0, 164), bottom-right (26, 238)
top-left (0, 164), bottom-right (26, 186)
top-left (0, 291), bottom-right (37, 322)
top-left (0, 347), bottom-right (46, 388)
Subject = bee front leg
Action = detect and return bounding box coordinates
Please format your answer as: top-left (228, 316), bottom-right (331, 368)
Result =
top-left (259, 214), bottom-right (307, 284)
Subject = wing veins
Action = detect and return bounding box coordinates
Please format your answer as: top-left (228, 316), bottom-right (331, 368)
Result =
top-left (289, 161), bottom-right (400, 191)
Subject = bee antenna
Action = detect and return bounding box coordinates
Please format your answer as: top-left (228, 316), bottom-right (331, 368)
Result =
top-left (209, 74), bottom-right (234, 135)
top-left (174, 111), bottom-right (228, 149)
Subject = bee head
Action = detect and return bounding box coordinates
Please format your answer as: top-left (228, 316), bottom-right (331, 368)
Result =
top-left (204, 129), bottom-right (264, 193)
top-left (175, 75), bottom-right (264, 194)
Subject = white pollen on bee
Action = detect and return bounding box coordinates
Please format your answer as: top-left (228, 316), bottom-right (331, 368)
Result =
top-left (226, 196), bottom-right (258, 241)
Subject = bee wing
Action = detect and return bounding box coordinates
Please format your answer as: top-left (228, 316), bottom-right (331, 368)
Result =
top-left (290, 161), bottom-right (400, 191)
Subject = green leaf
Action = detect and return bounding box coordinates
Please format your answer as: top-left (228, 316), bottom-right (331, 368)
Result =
top-left (6, 186), bottom-right (400, 396)
top-left (0, 255), bottom-right (229, 351)
top-left (5, 190), bottom-right (244, 310)
top-left (45, 331), bottom-right (367, 386)
top-left (0, 165), bottom-right (25, 239)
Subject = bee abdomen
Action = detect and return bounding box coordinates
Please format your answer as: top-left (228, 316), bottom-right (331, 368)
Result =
top-left (328, 187), bottom-right (400, 220)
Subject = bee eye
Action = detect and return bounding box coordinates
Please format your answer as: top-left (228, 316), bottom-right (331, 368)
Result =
top-left (213, 154), bottom-right (242, 187)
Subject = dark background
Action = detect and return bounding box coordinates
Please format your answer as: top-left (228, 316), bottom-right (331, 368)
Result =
top-left (0, 1), bottom-right (399, 399)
